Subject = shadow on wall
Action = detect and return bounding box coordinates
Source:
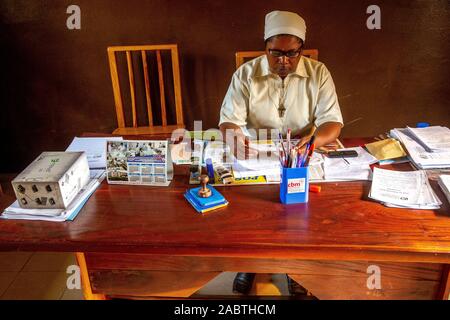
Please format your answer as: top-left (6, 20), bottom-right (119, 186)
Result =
top-left (182, 52), bottom-right (225, 129)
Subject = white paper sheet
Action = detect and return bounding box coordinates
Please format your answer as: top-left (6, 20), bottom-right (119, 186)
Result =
top-left (337, 147), bottom-right (378, 166)
top-left (66, 137), bottom-right (123, 169)
top-left (323, 147), bottom-right (376, 181)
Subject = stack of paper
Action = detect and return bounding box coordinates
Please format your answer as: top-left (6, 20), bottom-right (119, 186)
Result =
top-left (66, 137), bottom-right (123, 169)
top-left (231, 141), bottom-right (281, 182)
top-left (406, 126), bottom-right (450, 152)
top-left (232, 157), bottom-right (281, 181)
top-left (437, 175), bottom-right (450, 205)
top-left (323, 147), bottom-right (378, 181)
top-left (369, 167), bottom-right (441, 209)
top-left (1, 170), bottom-right (104, 222)
top-left (390, 128), bottom-right (450, 169)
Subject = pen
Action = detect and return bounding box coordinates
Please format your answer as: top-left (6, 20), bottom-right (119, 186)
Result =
top-left (278, 132), bottom-right (287, 154)
top-left (305, 135), bottom-right (316, 155)
top-left (300, 145), bottom-right (309, 167)
top-left (279, 148), bottom-right (285, 167)
top-left (287, 129), bottom-right (291, 155)
top-left (205, 158), bottom-right (215, 183)
top-left (303, 143), bottom-right (316, 167)
top-left (308, 135), bottom-right (316, 146)
top-left (290, 149), bottom-right (296, 168)
top-left (300, 135), bottom-right (315, 167)
top-left (295, 151), bottom-right (301, 168)
top-left (279, 152), bottom-right (285, 167)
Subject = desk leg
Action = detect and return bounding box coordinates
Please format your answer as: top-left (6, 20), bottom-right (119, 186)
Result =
top-left (75, 252), bottom-right (107, 300)
top-left (437, 264), bottom-right (450, 300)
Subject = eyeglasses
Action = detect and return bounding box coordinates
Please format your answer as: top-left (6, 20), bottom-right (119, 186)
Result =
top-left (268, 48), bottom-right (302, 58)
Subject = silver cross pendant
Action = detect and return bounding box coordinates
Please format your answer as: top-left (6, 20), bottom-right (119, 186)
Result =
top-left (278, 104), bottom-right (286, 117)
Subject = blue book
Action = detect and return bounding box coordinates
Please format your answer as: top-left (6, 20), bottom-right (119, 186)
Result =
top-left (184, 192), bottom-right (228, 213)
top-left (187, 185), bottom-right (227, 207)
top-left (184, 186), bottom-right (228, 213)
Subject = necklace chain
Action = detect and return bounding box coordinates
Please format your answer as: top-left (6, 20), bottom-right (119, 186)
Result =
top-left (278, 79), bottom-right (289, 117)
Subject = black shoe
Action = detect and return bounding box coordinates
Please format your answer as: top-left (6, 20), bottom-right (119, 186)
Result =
top-left (233, 272), bottom-right (256, 294)
top-left (287, 275), bottom-right (309, 296)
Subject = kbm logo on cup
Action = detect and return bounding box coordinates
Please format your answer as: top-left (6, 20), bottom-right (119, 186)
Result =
top-left (287, 178), bottom-right (306, 194)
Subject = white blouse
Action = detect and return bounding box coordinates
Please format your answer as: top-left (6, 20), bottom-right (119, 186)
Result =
top-left (219, 55), bottom-right (343, 137)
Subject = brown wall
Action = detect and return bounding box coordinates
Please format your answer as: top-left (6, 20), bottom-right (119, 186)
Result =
top-left (1, 0), bottom-right (449, 172)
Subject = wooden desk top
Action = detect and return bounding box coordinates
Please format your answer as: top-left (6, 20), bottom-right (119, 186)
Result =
top-left (1, 137), bottom-right (449, 263)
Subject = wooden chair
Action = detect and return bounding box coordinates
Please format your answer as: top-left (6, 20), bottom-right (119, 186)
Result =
top-left (107, 44), bottom-right (185, 135)
top-left (235, 49), bottom-right (319, 69)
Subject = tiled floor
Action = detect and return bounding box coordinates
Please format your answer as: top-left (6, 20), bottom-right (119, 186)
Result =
top-left (0, 178), bottom-right (87, 300)
top-left (0, 252), bottom-right (292, 299)
top-left (0, 252), bottom-right (83, 300)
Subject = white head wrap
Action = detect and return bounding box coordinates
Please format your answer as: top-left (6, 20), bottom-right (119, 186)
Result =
top-left (264, 10), bottom-right (306, 42)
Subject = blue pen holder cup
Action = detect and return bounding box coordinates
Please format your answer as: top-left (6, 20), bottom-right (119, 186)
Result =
top-left (280, 166), bottom-right (309, 204)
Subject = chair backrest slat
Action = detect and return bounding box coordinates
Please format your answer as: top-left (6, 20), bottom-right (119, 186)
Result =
top-left (107, 50), bottom-right (125, 128)
top-left (107, 44), bottom-right (184, 135)
top-left (156, 50), bottom-right (167, 127)
top-left (141, 50), bottom-right (153, 126)
top-left (170, 46), bottom-right (184, 125)
top-left (126, 51), bottom-right (137, 127)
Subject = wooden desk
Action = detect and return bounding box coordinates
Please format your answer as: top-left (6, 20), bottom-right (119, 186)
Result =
top-left (0, 138), bottom-right (449, 300)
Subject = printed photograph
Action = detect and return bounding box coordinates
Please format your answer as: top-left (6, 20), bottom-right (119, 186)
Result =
top-left (106, 140), bottom-right (168, 184)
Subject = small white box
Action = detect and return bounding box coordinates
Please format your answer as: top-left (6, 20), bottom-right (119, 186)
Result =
top-left (12, 152), bottom-right (90, 209)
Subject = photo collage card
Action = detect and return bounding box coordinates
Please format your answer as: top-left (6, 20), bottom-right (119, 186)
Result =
top-left (106, 140), bottom-right (170, 186)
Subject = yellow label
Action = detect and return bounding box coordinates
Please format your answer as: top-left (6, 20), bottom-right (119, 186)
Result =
top-left (232, 176), bottom-right (267, 184)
